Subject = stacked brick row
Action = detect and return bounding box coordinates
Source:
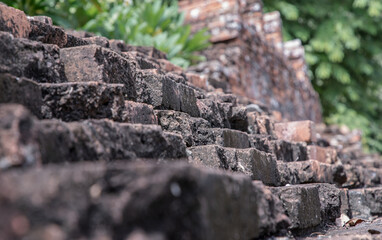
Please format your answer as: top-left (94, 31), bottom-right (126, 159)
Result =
top-left (0, 2), bottom-right (381, 239)
top-left (180, 0), bottom-right (322, 123)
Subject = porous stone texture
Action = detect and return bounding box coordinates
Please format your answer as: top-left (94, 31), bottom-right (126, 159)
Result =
top-left (0, 3), bottom-right (31, 38)
top-left (0, 2), bottom-right (382, 239)
top-left (0, 162), bottom-right (289, 240)
top-left (0, 31), bottom-right (67, 83)
top-left (271, 185), bottom-right (322, 230)
top-left (0, 104), bottom-right (40, 169)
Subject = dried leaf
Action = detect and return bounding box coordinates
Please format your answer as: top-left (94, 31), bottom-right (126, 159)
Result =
top-left (368, 229), bottom-right (381, 234)
top-left (344, 218), bottom-right (366, 227)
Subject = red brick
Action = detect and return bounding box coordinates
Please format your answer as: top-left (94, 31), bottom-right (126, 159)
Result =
top-left (186, 73), bottom-right (208, 90)
top-left (274, 121), bottom-right (317, 143)
top-left (307, 145), bottom-right (338, 164)
top-left (157, 59), bottom-right (183, 73)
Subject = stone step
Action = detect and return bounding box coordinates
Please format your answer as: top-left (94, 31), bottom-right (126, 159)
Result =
top-left (0, 3), bottom-right (31, 38)
top-left (0, 73), bottom-right (159, 124)
top-left (156, 110), bottom-right (211, 147)
top-left (252, 134), bottom-right (308, 162)
top-left (188, 145), bottom-right (262, 175)
top-left (123, 100), bottom-right (157, 124)
top-left (189, 145), bottom-right (280, 186)
top-left (307, 145), bottom-right (338, 164)
top-left (28, 16), bottom-right (67, 47)
top-left (0, 31), bottom-right (67, 83)
top-left (347, 187), bottom-right (382, 221)
top-left (188, 144), bottom-right (346, 186)
top-left (271, 183), bottom-right (341, 231)
top-left (0, 161), bottom-right (290, 239)
top-left (277, 160), bottom-right (346, 186)
top-left (0, 104), bottom-right (186, 168)
top-left (274, 120), bottom-right (317, 144)
top-left (193, 128), bottom-right (250, 148)
top-left (135, 69), bottom-right (201, 117)
top-left (60, 44), bottom-right (137, 98)
top-left (343, 164), bottom-right (382, 188)
top-left (156, 110), bottom-right (254, 148)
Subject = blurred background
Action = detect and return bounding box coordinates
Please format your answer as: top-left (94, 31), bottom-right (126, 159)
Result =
top-left (5, 0), bottom-right (382, 154)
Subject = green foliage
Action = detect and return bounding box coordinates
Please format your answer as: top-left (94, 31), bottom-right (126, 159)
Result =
top-left (5, 0), bottom-right (210, 68)
top-left (83, 0), bottom-right (210, 67)
top-left (264, 0), bottom-right (382, 153)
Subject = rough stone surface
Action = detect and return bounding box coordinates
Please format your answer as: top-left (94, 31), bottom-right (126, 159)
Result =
top-left (123, 101), bottom-right (157, 124)
top-left (37, 120), bottom-right (186, 163)
top-left (193, 128), bottom-right (250, 148)
top-left (271, 184), bottom-right (322, 230)
top-left (0, 3), bottom-right (31, 38)
top-left (60, 45), bottom-right (137, 98)
top-left (316, 184), bottom-right (342, 222)
top-left (0, 73), bottom-right (43, 117)
top-left (0, 104), bottom-right (40, 169)
top-left (348, 189), bottom-right (373, 220)
top-left (307, 145), bottom-right (338, 164)
top-left (274, 120), bottom-right (317, 143)
top-left (0, 2), bottom-right (382, 239)
top-left (0, 161), bottom-right (289, 240)
top-left (40, 82), bottom-right (125, 121)
top-left (277, 160), bottom-right (346, 186)
top-left (364, 187), bottom-right (382, 216)
top-left (252, 135), bottom-right (308, 162)
top-left (156, 110), bottom-right (210, 147)
top-left (0, 31), bottom-right (66, 83)
top-left (28, 19), bottom-right (67, 47)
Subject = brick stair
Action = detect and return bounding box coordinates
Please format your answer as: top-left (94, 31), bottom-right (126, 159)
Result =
top-left (0, 2), bottom-right (381, 240)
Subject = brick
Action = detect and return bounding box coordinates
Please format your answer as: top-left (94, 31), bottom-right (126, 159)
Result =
top-left (274, 120), bottom-right (317, 143)
top-left (0, 73), bottom-right (43, 117)
top-left (28, 19), bottom-right (67, 47)
top-left (188, 145), bottom-right (237, 171)
top-left (196, 99), bottom-right (227, 128)
top-left (277, 160), bottom-right (346, 185)
top-left (0, 31), bottom-right (66, 83)
top-left (188, 145), bottom-right (278, 183)
top-left (156, 110), bottom-right (210, 147)
top-left (364, 187), bottom-right (382, 215)
top-left (185, 72), bottom-right (208, 90)
top-left (64, 34), bottom-right (89, 48)
top-left (307, 145), bottom-right (338, 164)
top-left (0, 104), bottom-right (40, 169)
top-left (252, 135), bottom-right (308, 162)
top-left (37, 120), bottom-right (187, 163)
top-left (135, 70), bottom-right (200, 117)
top-left (242, 148), bottom-right (280, 185)
top-left (83, 36), bottom-right (110, 48)
top-left (157, 59), bottom-right (183, 73)
top-left (40, 81), bottom-right (125, 121)
top-left (0, 161), bottom-right (289, 239)
top-left (316, 184), bottom-right (342, 222)
top-left (122, 101), bottom-right (157, 124)
top-left (60, 45), bottom-right (137, 98)
top-left (348, 189), bottom-right (373, 220)
top-left (216, 128), bottom-right (250, 148)
top-left (271, 184), bottom-right (321, 229)
top-left (0, 3), bottom-right (31, 38)
top-left (0, 74), bottom-right (127, 122)
top-left (247, 112), bottom-right (274, 135)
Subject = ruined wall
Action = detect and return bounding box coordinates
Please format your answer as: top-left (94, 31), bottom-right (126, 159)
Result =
top-left (180, 0), bottom-right (322, 122)
top-left (1, 2), bottom-right (382, 239)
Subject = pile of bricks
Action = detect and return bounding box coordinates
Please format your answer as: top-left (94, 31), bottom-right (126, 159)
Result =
top-left (180, 0), bottom-right (322, 123)
top-left (0, 2), bottom-right (381, 239)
